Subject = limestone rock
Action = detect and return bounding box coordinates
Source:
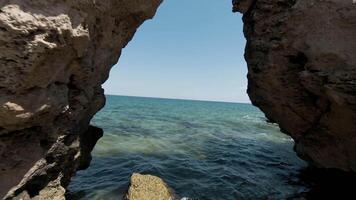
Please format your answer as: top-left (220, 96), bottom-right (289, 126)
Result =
top-left (1, 0), bottom-right (356, 199)
top-left (124, 173), bottom-right (175, 200)
top-left (0, 0), bottom-right (162, 199)
top-left (235, 0), bottom-right (356, 171)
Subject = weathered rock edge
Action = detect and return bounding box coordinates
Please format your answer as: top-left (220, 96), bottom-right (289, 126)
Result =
top-left (0, 0), bottom-right (162, 199)
top-left (234, 0), bottom-right (356, 171)
top-left (1, 0), bottom-right (356, 199)
top-left (124, 173), bottom-right (176, 200)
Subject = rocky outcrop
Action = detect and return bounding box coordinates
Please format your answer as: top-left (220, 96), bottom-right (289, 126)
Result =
top-left (234, 0), bottom-right (356, 171)
top-left (0, 0), bottom-right (162, 199)
top-left (1, 0), bottom-right (355, 198)
top-left (124, 173), bottom-right (176, 200)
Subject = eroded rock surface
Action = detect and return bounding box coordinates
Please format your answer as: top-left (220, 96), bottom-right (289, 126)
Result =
top-left (124, 173), bottom-right (176, 200)
top-left (0, 0), bottom-right (162, 199)
top-left (234, 0), bottom-right (356, 171)
top-left (1, 0), bottom-right (356, 199)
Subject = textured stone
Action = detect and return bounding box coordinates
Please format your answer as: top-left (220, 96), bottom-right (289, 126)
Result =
top-left (234, 0), bottom-right (356, 171)
top-left (124, 173), bottom-right (175, 200)
top-left (232, 0), bottom-right (255, 13)
top-left (0, 0), bottom-right (162, 199)
top-left (1, 0), bottom-right (356, 199)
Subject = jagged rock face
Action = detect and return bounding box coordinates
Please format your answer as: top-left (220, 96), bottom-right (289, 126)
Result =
top-left (1, 0), bottom-right (355, 198)
top-left (0, 0), bottom-right (162, 199)
top-left (234, 0), bottom-right (356, 171)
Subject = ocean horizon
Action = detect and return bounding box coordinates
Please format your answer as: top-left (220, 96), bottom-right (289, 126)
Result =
top-left (104, 94), bottom-right (252, 105)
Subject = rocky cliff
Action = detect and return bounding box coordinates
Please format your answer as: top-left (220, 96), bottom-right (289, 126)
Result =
top-left (234, 0), bottom-right (356, 171)
top-left (0, 0), bottom-right (162, 199)
top-left (1, 0), bottom-right (356, 199)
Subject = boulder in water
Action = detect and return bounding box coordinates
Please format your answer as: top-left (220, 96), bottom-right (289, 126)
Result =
top-left (124, 173), bottom-right (176, 200)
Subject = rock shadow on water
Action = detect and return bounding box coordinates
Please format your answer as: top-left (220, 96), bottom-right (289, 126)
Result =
top-left (296, 167), bottom-right (356, 199)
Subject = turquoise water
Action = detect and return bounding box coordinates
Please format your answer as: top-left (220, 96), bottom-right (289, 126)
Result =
top-left (68, 95), bottom-right (309, 199)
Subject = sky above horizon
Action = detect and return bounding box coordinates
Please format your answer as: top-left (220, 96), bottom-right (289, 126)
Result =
top-left (103, 0), bottom-right (249, 103)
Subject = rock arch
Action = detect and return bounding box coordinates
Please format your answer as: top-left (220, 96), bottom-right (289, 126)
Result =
top-left (0, 0), bottom-right (355, 199)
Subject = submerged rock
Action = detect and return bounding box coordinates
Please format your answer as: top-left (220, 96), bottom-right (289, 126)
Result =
top-left (124, 173), bottom-right (176, 200)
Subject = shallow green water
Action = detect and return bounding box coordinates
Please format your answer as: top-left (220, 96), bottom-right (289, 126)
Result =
top-left (68, 95), bottom-right (309, 199)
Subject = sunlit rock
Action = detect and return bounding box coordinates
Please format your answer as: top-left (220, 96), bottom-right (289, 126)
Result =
top-left (1, 0), bottom-right (356, 199)
top-left (124, 173), bottom-right (176, 200)
top-left (0, 0), bottom-right (162, 198)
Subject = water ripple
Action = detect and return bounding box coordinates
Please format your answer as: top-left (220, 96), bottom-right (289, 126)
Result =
top-left (68, 96), bottom-right (309, 200)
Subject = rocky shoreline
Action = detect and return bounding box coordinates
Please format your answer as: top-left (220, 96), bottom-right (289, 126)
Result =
top-left (1, 0), bottom-right (355, 199)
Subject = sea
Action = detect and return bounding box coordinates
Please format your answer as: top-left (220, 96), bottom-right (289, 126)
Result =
top-left (67, 95), bottom-right (314, 200)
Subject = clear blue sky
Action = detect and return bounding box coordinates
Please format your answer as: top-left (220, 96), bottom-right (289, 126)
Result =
top-left (103, 0), bottom-right (249, 103)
